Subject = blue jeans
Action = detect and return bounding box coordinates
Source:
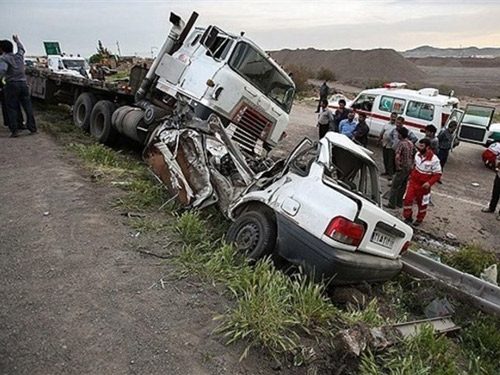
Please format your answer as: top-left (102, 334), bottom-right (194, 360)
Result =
top-left (4, 81), bottom-right (36, 133)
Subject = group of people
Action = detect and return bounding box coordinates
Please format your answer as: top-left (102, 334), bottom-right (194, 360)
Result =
top-left (0, 35), bottom-right (37, 137)
top-left (379, 112), bottom-right (458, 226)
top-left (317, 97), bottom-right (369, 146)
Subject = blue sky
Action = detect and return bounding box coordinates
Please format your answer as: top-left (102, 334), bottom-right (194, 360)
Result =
top-left (1, 0), bottom-right (499, 57)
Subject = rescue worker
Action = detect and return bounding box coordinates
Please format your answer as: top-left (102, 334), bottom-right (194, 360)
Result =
top-left (402, 138), bottom-right (442, 226)
top-left (482, 141), bottom-right (500, 170)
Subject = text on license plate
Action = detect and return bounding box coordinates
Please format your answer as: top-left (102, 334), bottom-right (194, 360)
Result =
top-left (371, 230), bottom-right (395, 248)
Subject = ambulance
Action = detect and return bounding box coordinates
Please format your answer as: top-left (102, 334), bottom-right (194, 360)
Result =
top-left (333, 82), bottom-right (460, 139)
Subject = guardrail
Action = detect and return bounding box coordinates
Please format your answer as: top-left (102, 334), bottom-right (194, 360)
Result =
top-left (402, 250), bottom-right (500, 317)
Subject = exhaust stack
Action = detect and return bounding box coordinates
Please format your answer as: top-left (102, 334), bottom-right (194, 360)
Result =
top-left (135, 11), bottom-right (198, 101)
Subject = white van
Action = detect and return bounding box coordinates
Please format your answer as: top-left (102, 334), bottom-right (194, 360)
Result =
top-left (331, 83), bottom-right (460, 139)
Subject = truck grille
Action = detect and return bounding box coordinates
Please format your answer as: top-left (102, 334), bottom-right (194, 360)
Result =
top-left (228, 104), bottom-right (273, 155)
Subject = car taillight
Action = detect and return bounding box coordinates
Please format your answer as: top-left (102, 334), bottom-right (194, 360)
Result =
top-left (324, 216), bottom-right (365, 246)
top-left (401, 241), bottom-right (411, 254)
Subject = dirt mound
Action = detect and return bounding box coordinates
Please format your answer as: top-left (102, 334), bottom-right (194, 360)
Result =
top-left (270, 48), bottom-right (427, 85)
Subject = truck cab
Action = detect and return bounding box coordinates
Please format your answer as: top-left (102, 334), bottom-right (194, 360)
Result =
top-left (334, 83), bottom-right (460, 139)
top-left (47, 55), bottom-right (90, 79)
top-left (153, 26), bottom-right (296, 156)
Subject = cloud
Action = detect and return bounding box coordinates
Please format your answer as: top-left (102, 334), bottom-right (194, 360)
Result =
top-left (0, 0), bottom-right (499, 56)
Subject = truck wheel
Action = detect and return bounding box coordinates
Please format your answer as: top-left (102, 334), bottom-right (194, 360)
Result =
top-left (73, 92), bottom-right (96, 131)
top-left (226, 210), bottom-right (276, 260)
top-left (90, 100), bottom-right (117, 144)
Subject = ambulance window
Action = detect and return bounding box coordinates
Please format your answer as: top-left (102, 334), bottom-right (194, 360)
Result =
top-left (379, 96), bottom-right (405, 114)
top-left (352, 94), bottom-right (375, 111)
top-left (406, 101), bottom-right (434, 121)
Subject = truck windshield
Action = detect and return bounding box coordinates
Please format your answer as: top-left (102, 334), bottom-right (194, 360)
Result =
top-left (63, 59), bottom-right (86, 70)
top-left (229, 42), bottom-right (295, 113)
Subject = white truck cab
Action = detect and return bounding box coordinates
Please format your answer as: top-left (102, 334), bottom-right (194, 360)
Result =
top-left (153, 26), bottom-right (296, 156)
top-left (333, 83), bottom-right (460, 139)
top-left (47, 55), bottom-right (91, 79)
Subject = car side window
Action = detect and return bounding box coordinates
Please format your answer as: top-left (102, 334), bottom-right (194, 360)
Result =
top-left (352, 94), bottom-right (376, 112)
top-left (379, 96), bottom-right (405, 114)
top-left (289, 146), bottom-right (317, 176)
top-left (406, 101), bottom-right (434, 121)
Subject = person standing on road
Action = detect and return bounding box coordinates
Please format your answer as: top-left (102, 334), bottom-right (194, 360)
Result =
top-left (339, 111), bottom-right (357, 139)
top-left (0, 35), bottom-right (37, 137)
top-left (316, 81), bottom-right (330, 113)
top-left (481, 152), bottom-right (500, 220)
top-left (424, 124), bottom-right (439, 154)
top-left (402, 138), bottom-right (442, 226)
top-left (437, 121), bottom-right (458, 171)
top-left (0, 79), bottom-right (24, 128)
top-left (353, 112), bottom-right (369, 147)
top-left (384, 127), bottom-right (414, 209)
top-left (317, 99), bottom-right (334, 139)
top-left (379, 112), bottom-right (397, 177)
top-left (333, 98), bottom-right (350, 132)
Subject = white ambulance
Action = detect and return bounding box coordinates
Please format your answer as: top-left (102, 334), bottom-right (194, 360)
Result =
top-left (332, 83), bottom-right (460, 139)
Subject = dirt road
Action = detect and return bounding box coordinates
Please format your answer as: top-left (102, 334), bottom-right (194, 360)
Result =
top-left (277, 101), bottom-right (500, 253)
top-left (0, 125), bottom-right (283, 374)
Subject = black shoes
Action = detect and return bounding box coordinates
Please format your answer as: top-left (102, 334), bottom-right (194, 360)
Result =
top-left (403, 217), bottom-right (413, 225)
top-left (481, 207), bottom-right (494, 213)
top-left (10, 131), bottom-right (19, 138)
top-left (413, 220), bottom-right (423, 227)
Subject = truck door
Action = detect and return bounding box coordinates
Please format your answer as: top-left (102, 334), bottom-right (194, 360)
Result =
top-left (456, 104), bottom-right (495, 145)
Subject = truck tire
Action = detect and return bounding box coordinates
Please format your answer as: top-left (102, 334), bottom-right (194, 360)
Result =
top-left (73, 92), bottom-right (96, 131)
top-left (90, 100), bottom-right (117, 145)
top-left (226, 209), bottom-right (276, 260)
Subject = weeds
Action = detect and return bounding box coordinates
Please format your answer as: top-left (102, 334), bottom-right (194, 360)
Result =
top-left (442, 244), bottom-right (498, 279)
top-left (360, 325), bottom-right (460, 375)
top-left (128, 216), bottom-right (170, 233)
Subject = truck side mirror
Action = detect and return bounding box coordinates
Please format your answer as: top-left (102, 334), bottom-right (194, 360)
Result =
top-left (200, 26), bottom-right (219, 51)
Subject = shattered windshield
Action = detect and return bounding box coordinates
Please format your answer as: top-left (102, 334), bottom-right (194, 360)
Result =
top-left (324, 145), bottom-right (379, 204)
top-left (229, 42), bottom-right (295, 113)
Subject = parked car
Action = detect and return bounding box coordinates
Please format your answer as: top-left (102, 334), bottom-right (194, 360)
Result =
top-left (145, 114), bottom-right (413, 284)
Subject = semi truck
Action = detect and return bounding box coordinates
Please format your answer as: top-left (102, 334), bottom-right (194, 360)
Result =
top-left (26, 11), bottom-right (296, 158)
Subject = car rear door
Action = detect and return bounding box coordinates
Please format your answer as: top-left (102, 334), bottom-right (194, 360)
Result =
top-left (456, 105), bottom-right (495, 145)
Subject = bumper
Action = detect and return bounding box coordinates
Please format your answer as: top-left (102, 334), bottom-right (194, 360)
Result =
top-left (276, 214), bottom-right (402, 285)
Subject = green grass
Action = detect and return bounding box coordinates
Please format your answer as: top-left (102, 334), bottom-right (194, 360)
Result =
top-left (442, 244), bottom-right (498, 279)
top-left (39, 106), bottom-right (500, 372)
top-left (360, 325), bottom-right (461, 375)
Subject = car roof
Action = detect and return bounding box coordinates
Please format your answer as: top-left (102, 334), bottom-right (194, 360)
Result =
top-left (359, 88), bottom-right (459, 106)
top-left (321, 132), bottom-right (376, 165)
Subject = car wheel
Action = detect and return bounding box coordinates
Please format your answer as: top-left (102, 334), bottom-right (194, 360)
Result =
top-left (90, 100), bottom-right (117, 144)
top-left (73, 92), bottom-right (96, 131)
top-left (226, 210), bottom-right (276, 260)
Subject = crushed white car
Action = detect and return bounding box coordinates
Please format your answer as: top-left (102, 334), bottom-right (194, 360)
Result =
top-left (144, 111), bottom-right (413, 284)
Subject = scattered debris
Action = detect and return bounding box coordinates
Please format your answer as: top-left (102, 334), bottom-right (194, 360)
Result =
top-left (111, 181), bottom-right (132, 186)
top-left (424, 297), bottom-right (455, 318)
top-left (471, 182), bottom-right (480, 187)
top-left (480, 264), bottom-right (498, 285)
top-left (137, 249), bottom-right (172, 259)
top-left (446, 232), bottom-right (457, 240)
top-left (416, 248), bottom-right (441, 262)
top-left (121, 212), bottom-right (146, 218)
top-left (43, 211), bottom-right (50, 216)
top-left (333, 317), bottom-right (460, 356)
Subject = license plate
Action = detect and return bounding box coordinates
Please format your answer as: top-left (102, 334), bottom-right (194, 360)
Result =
top-left (371, 230), bottom-right (395, 248)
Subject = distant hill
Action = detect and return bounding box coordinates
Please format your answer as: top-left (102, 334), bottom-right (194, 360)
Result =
top-left (403, 45), bottom-right (500, 58)
top-left (270, 48), bottom-right (427, 85)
